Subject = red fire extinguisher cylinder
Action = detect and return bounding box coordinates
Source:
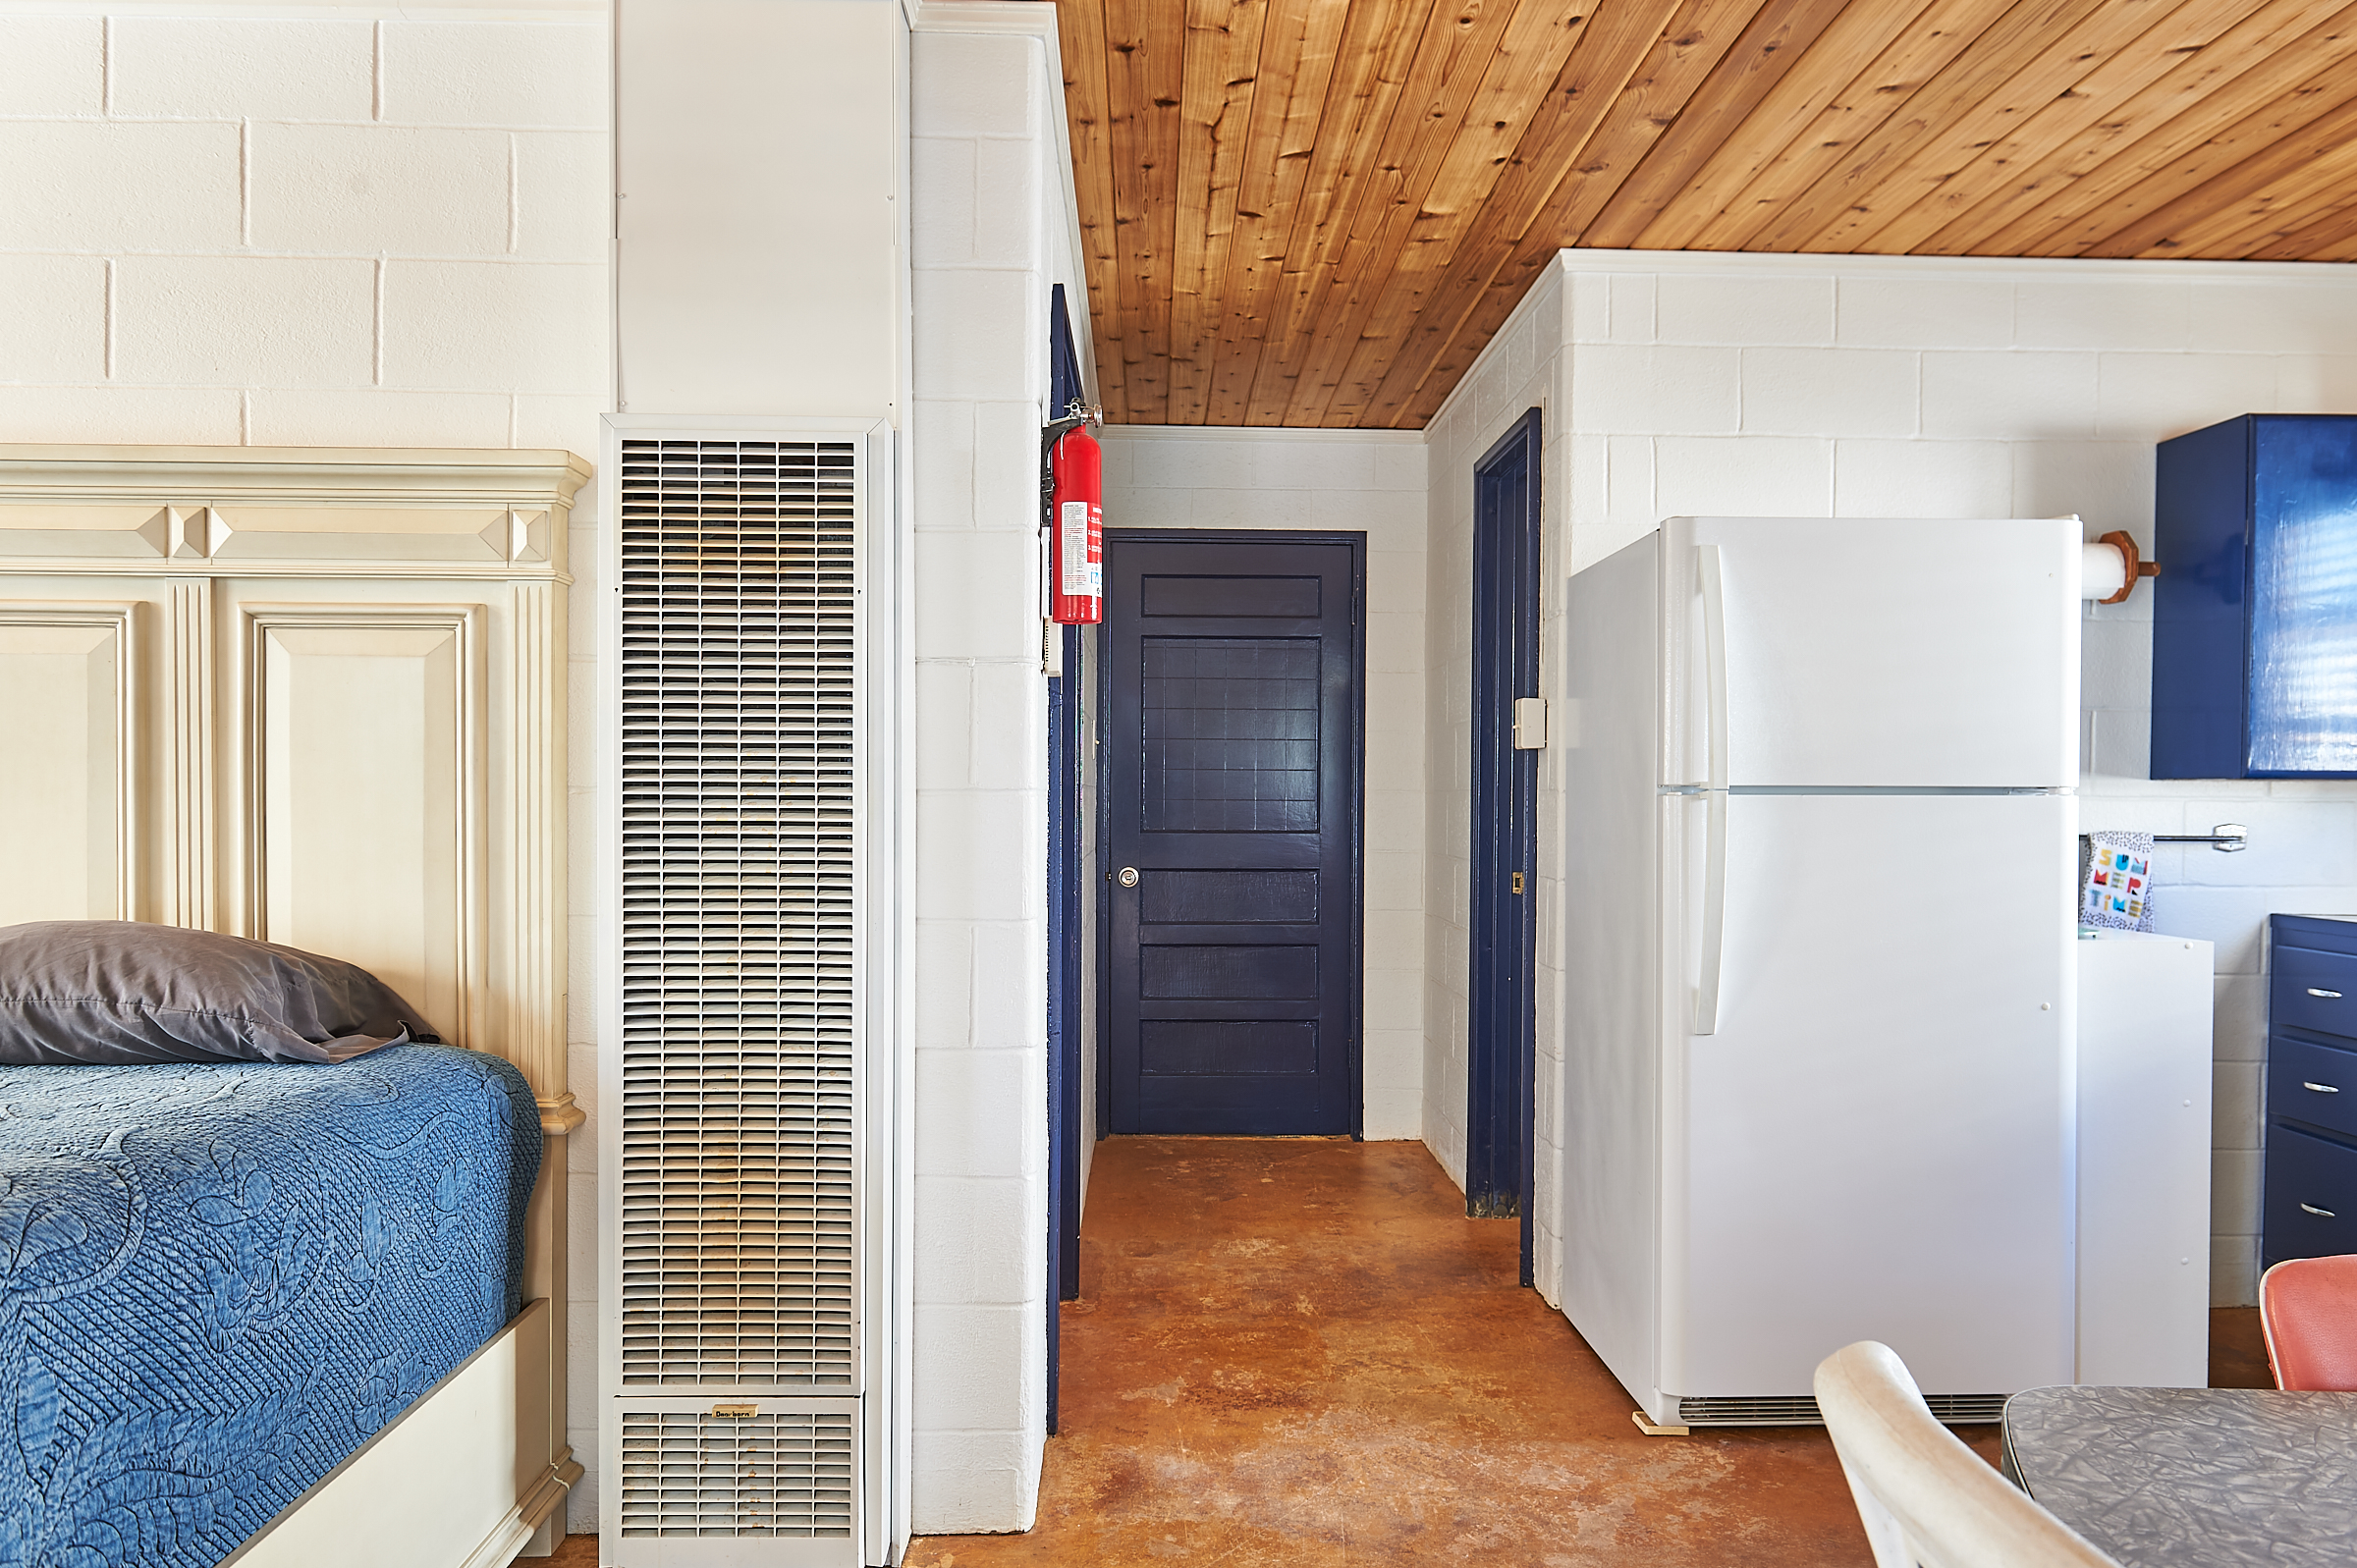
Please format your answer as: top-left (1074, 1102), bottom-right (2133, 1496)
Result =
top-left (1049, 426), bottom-right (1103, 624)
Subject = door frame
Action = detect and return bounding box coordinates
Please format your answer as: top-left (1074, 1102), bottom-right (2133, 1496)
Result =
top-left (1044, 286), bottom-right (1085, 1433)
top-left (1095, 526), bottom-right (1369, 1139)
top-left (1466, 408), bottom-right (1542, 1280)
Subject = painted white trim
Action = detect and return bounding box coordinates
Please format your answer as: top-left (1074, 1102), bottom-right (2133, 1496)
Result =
top-left (908, 0), bottom-right (1060, 35)
top-left (223, 1302), bottom-right (574, 1568)
top-left (1101, 423), bottom-right (1427, 445)
top-left (1549, 246), bottom-right (2357, 284)
top-left (0, 445), bottom-right (590, 502)
top-left (12, 0), bottom-right (603, 17)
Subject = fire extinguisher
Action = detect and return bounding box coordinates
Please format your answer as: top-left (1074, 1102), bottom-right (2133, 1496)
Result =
top-left (1048, 421), bottom-right (1102, 624)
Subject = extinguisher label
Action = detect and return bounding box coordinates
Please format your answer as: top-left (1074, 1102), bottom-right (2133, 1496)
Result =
top-left (1060, 500), bottom-right (1101, 598)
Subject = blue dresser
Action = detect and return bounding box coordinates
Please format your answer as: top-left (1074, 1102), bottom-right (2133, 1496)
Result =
top-left (2264, 914), bottom-right (2357, 1270)
top-left (2153, 414), bottom-right (2357, 780)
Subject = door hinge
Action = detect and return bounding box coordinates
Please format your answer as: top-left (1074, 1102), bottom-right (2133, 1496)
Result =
top-left (1511, 872), bottom-right (1525, 894)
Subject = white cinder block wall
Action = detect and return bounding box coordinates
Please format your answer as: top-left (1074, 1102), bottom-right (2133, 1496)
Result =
top-left (1098, 426), bottom-right (1432, 1140)
top-left (1428, 248), bottom-right (2357, 1312)
top-left (0, 4), bottom-right (611, 1526)
top-left (906, 12), bottom-right (1084, 1535)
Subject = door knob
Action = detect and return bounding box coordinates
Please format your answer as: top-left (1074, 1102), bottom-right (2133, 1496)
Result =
top-left (1117, 866), bottom-right (1139, 888)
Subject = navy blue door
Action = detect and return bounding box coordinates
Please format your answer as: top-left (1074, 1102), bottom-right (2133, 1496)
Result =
top-left (1467, 408), bottom-right (1541, 1279)
top-left (1102, 532), bottom-right (1363, 1135)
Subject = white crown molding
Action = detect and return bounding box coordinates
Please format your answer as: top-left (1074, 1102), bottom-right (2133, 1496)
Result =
top-left (1548, 246), bottom-right (2357, 284)
top-left (1100, 424), bottom-right (1429, 446)
top-left (0, 444), bottom-right (591, 505)
top-left (907, 0), bottom-right (1056, 35)
top-left (0, 444), bottom-right (592, 575)
top-left (11, 1), bottom-right (604, 18)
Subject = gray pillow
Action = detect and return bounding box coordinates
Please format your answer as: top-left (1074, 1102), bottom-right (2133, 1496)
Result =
top-left (0, 921), bottom-right (441, 1065)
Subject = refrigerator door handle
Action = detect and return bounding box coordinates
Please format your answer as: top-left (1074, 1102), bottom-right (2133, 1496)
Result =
top-left (1695, 544), bottom-right (1727, 1036)
top-left (1699, 543), bottom-right (1728, 792)
top-left (1696, 789), bottom-right (1726, 1036)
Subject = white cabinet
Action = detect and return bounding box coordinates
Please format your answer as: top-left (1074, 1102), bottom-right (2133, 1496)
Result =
top-left (2076, 929), bottom-right (2215, 1387)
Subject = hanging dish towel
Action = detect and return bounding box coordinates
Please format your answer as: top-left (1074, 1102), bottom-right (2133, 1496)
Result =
top-left (2083, 831), bottom-right (2157, 932)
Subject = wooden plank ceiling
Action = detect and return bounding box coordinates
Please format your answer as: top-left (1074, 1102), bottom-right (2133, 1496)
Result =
top-left (1052, 0), bottom-right (2357, 428)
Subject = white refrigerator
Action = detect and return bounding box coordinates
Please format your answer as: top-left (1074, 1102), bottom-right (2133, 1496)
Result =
top-left (1562, 516), bottom-right (2080, 1427)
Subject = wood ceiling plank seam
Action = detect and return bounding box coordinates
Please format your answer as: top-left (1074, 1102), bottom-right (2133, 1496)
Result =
top-left (1680, 0), bottom-right (2023, 250)
top-left (1891, 0), bottom-right (2279, 254)
top-left (1552, 0), bottom-right (1785, 246)
top-left (2304, 221), bottom-right (2357, 261)
top-left (1057, 0), bottom-right (1131, 421)
top-left (1225, 0), bottom-right (1389, 421)
top-left (2237, 191), bottom-right (2357, 261)
top-left (1322, 2), bottom-right (1598, 422)
top-left (1626, 0), bottom-right (1946, 250)
top-left (1383, 0), bottom-right (1782, 424)
top-left (2148, 132), bottom-right (2357, 256)
top-left (1581, 0), bottom-right (1858, 250)
top-left (1164, 0), bottom-right (1266, 424)
top-left (1805, 0), bottom-right (2197, 255)
top-left (1204, 0), bottom-right (1350, 423)
top-left (1739, 0), bottom-right (2125, 252)
top-left (2040, 36), bottom-right (2357, 253)
top-left (1950, 0), bottom-right (2357, 254)
top-left (1101, 0), bottom-right (1166, 419)
top-left (1143, 0), bottom-right (1190, 420)
top-left (1355, 0), bottom-right (1696, 425)
top-left (1245, 0), bottom-right (1436, 422)
top-left (2175, 160), bottom-right (2357, 259)
top-left (1282, 0), bottom-right (1553, 424)
top-left (1851, 0), bottom-right (2239, 254)
top-left (1190, 0), bottom-right (1277, 422)
top-left (2083, 89), bottom-right (2357, 255)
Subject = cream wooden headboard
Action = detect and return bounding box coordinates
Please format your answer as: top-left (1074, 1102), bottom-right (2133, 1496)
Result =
top-left (0, 444), bottom-right (589, 1535)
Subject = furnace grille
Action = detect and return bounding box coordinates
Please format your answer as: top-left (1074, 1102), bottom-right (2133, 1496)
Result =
top-left (617, 1409), bottom-right (855, 1537)
top-left (1675, 1392), bottom-right (2007, 1427)
top-left (616, 438), bottom-right (858, 1387)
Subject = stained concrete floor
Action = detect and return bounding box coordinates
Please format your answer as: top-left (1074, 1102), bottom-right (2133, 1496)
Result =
top-left (548, 1139), bottom-right (2267, 1565)
top-left (911, 1135), bottom-right (1997, 1566)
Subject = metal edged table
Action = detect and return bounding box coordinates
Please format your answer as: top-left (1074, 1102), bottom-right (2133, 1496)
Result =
top-left (2002, 1385), bottom-right (2357, 1566)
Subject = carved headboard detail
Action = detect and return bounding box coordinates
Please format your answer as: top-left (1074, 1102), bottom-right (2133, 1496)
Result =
top-left (0, 444), bottom-right (589, 1135)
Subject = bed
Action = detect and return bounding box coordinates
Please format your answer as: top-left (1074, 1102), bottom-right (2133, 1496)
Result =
top-left (0, 444), bottom-right (592, 1568)
top-left (0, 1046), bottom-right (538, 1567)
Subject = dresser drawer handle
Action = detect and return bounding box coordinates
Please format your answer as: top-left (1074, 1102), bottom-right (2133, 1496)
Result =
top-left (2310, 988), bottom-right (2344, 999)
top-left (2305, 1081), bottom-right (2342, 1094)
top-left (2302, 1203), bottom-right (2338, 1218)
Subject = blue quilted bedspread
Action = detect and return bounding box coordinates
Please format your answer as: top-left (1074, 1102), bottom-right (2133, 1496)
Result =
top-left (0, 1045), bottom-right (540, 1568)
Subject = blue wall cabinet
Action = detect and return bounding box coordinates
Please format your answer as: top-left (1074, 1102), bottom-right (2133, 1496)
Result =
top-left (2153, 413), bottom-right (2357, 779)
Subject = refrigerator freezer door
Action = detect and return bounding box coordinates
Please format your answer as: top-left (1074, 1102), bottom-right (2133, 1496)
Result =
top-left (1663, 517), bottom-right (2080, 789)
top-left (1658, 790), bottom-right (2076, 1402)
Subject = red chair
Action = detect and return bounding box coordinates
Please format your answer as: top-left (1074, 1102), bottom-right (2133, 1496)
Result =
top-left (2259, 1254), bottom-right (2357, 1389)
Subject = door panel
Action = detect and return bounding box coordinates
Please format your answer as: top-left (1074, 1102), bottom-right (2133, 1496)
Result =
top-left (1666, 517), bottom-right (2079, 789)
top-left (1104, 534), bottom-right (1360, 1135)
top-left (1661, 790), bottom-right (2075, 1399)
